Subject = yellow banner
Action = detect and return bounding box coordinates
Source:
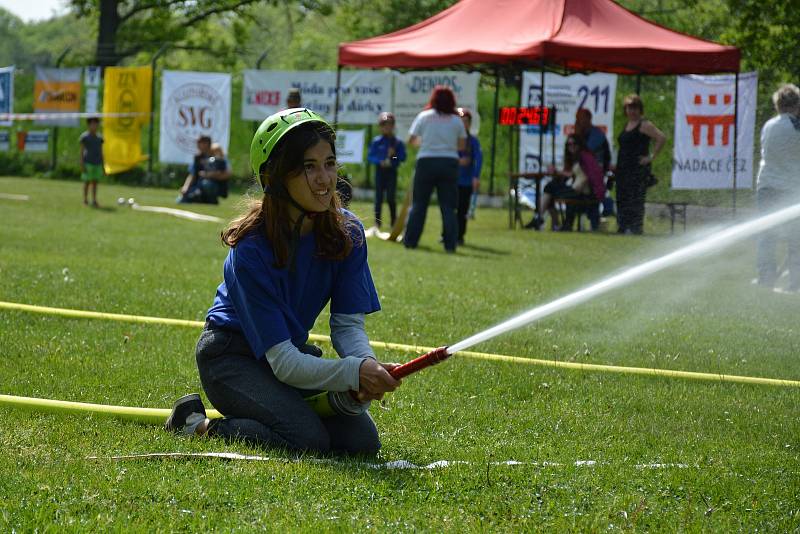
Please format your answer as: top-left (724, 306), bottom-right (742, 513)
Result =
top-left (102, 66), bottom-right (152, 175)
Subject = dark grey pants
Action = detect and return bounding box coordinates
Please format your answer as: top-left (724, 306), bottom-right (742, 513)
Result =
top-left (403, 157), bottom-right (459, 251)
top-left (196, 325), bottom-right (380, 455)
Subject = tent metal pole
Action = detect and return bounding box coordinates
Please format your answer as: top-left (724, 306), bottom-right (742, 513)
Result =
top-left (538, 67), bottom-right (545, 170)
top-left (489, 67), bottom-right (500, 196)
top-left (635, 74), bottom-right (642, 95)
top-left (732, 70), bottom-right (739, 217)
top-left (333, 65), bottom-right (342, 129)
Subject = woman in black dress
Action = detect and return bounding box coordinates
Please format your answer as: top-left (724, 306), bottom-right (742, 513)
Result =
top-left (615, 94), bottom-right (666, 234)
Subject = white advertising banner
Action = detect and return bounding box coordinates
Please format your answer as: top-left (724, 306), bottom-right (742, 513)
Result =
top-left (335, 129), bottom-right (365, 164)
top-left (0, 130), bottom-right (9, 151)
top-left (84, 66), bottom-right (102, 114)
top-left (159, 70), bottom-right (231, 165)
top-left (0, 66), bottom-right (13, 126)
top-left (24, 130), bottom-right (49, 152)
top-left (671, 72), bottom-right (757, 189)
top-left (242, 70), bottom-right (392, 124)
top-left (519, 71), bottom-right (617, 173)
top-left (393, 71), bottom-right (481, 136)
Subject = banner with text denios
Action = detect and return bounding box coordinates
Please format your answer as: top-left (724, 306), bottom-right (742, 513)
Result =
top-left (393, 71), bottom-right (481, 137)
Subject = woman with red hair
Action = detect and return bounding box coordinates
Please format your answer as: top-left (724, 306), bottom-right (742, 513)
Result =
top-left (403, 85), bottom-right (467, 253)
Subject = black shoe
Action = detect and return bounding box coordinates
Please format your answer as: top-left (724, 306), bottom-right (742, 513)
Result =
top-left (524, 216), bottom-right (543, 230)
top-left (165, 393), bottom-right (207, 435)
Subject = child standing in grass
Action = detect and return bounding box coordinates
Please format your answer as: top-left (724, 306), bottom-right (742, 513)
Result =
top-left (79, 117), bottom-right (104, 207)
top-left (165, 108), bottom-right (401, 455)
top-left (367, 111), bottom-right (406, 228)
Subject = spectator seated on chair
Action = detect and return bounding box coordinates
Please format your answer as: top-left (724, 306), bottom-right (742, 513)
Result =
top-left (529, 133), bottom-right (605, 231)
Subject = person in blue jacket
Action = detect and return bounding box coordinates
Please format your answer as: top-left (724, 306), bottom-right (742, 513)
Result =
top-left (165, 108), bottom-right (401, 455)
top-left (367, 111), bottom-right (406, 228)
top-left (456, 108), bottom-right (482, 245)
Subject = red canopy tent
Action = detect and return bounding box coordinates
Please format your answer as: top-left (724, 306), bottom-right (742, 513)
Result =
top-left (336, 0), bottom-right (742, 210)
top-left (338, 0), bottom-right (740, 74)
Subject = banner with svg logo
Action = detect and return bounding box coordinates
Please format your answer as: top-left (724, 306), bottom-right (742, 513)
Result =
top-left (671, 72), bottom-right (757, 190)
top-left (159, 70), bottom-right (231, 165)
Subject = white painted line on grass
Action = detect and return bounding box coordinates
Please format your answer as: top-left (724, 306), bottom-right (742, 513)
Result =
top-left (0, 193), bottom-right (29, 201)
top-left (86, 452), bottom-right (691, 470)
top-left (131, 204), bottom-right (223, 223)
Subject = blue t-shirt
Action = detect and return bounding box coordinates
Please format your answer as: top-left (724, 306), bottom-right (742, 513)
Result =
top-left (457, 135), bottom-right (483, 187)
top-left (206, 215), bottom-right (381, 358)
top-left (367, 135), bottom-right (406, 169)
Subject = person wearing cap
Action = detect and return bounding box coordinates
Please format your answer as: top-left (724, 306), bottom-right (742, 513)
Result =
top-left (165, 108), bottom-right (401, 455)
top-left (367, 111), bottom-right (406, 228)
top-left (455, 108), bottom-right (482, 245)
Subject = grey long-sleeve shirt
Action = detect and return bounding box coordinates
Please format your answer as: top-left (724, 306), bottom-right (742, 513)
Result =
top-left (264, 312), bottom-right (376, 392)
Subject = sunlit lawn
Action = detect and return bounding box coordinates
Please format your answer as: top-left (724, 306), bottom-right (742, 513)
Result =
top-left (1, 176), bottom-right (798, 531)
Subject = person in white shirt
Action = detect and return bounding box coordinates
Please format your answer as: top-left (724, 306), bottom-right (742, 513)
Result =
top-left (755, 83), bottom-right (800, 291)
top-left (403, 86), bottom-right (467, 253)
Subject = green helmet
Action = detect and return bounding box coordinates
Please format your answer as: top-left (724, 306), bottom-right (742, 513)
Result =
top-left (250, 107), bottom-right (332, 179)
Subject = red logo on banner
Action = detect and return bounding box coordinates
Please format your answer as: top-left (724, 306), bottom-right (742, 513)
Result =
top-left (685, 93), bottom-right (734, 146)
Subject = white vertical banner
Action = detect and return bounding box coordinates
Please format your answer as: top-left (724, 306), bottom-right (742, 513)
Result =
top-left (334, 129), bottom-right (365, 164)
top-left (24, 130), bottom-right (49, 152)
top-left (671, 72), bottom-right (757, 189)
top-left (0, 66), bottom-right (13, 126)
top-left (84, 66), bottom-right (102, 114)
top-left (241, 70), bottom-right (392, 124)
top-left (159, 70), bottom-right (231, 165)
top-left (393, 71), bottom-right (481, 137)
top-left (519, 72), bottom-right (617, 173)
top-left (0, 130), bottom-right (9, 151)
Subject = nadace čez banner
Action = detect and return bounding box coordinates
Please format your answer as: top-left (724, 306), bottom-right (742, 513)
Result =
top-left (393, 71), bottom-right (481, 137)
top-left (671, 72), bottom-right (757, 190)
top-left (242, 70), bottom-right (392, 125)
top-left (0, 66), bottom-right (13, 127)
top-left (160, 70), bottom-right (231, 165)
top-left (102, 66), bottom-right (152, 175)
top-left (34, 66), bottom-right (82, 126)
top-left (519, 71), bottom-right (617, 174)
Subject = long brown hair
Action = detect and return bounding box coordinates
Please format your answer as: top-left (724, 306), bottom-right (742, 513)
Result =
top-left (563, 133), bottom-right (587, 170)
top-left (221, 122), bottom-right (354, 268)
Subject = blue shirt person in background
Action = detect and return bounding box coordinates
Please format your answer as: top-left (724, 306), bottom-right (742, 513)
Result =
top-left (367, 111), bottom-right (406, 228)
top-left (456, 108), bottom-right (482, 245)
top-left (165, 108), bottom-right (402, 455)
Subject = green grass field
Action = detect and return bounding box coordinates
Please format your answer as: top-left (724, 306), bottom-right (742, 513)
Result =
top-left (1, 176), bottom-right (798, 531)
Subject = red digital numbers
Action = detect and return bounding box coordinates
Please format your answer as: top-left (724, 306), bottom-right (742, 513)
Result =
top-left (498, 106), bottom-right (551, 127)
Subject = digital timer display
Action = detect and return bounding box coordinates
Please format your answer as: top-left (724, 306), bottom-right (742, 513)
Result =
top-left (499, 106), bottom-right (552, 127)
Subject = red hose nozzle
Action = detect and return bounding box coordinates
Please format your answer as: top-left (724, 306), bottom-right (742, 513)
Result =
top-left (389, 346), bottom-right (450, 380)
